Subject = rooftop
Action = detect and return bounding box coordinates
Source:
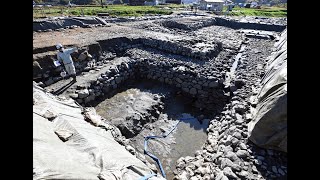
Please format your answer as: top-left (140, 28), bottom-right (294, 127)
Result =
top-left (201, 0), bottom-right (224, 3)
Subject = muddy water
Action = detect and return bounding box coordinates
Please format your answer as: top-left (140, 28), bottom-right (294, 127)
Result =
top-left (160, 101), bottom-right (210, 179)
top-left (95, 80), bottom-right (210, 179)
top-left (132, 81), bottom-right (210, 179)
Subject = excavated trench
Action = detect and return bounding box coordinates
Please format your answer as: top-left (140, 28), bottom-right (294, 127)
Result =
top-left (35, 16), bottom-right (287, 179)
top-left (76, 36), bottom-right (232, 114)
top-left (66, 38), bottom-right (244, 178)
top-left (72, 35), bottom-right (232, 179)
top-left (94, 80), bottom-right (213, 179)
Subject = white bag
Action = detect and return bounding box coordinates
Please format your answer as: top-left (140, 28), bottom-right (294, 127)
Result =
top-left (54, 60), bottom-right (61, 67)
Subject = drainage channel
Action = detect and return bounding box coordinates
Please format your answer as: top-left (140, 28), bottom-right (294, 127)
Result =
top-left (224, 44), bottom-right (246, 89)
top-left (95, 80), bottom-right (212, 179)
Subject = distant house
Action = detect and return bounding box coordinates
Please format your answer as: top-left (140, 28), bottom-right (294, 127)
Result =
top-left (145, 0), bottom-right (156, 5)
top-left (244, 3), bottom-right (251, 8)
top-left (113, 0), bottom-right (124, 4)
top-left (244, 0), bottom-right (259, 8)
top-left (224, 0), bottom-right (233, 5)
top-left (165, 0), bottom-right (181, 4)
top-left (129, 0), bottom-right (145, 5)
top-left (199, 0), bottom-right (224, 11)
top-left (250, 1), bottom-right (258, 7)
top-left (157, 0), bottom-right (166, 4)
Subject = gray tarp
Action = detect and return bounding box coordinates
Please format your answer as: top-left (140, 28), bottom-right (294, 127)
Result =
top-left (248, 28), bottom-right (287, 152)
top-left (33, 82), bottom-right (165, 180)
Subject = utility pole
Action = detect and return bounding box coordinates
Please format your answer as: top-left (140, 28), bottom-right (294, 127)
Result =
top-left (101, 0), bottom-right (104, 8)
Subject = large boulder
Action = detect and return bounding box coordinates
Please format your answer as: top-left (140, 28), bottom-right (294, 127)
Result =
top-left (248, 29), bottom-right (287, 152)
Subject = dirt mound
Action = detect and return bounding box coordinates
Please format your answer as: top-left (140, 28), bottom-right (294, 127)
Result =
top-left (33, 16), bottom-right (108, 31)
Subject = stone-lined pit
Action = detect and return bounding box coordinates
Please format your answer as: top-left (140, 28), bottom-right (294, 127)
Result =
top-left (94, 79), bottom-right (214, 179)
top-left (36, 15), bottom-right (287, 180)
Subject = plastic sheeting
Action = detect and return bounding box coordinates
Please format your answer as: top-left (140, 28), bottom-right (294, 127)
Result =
top-left (248, 28), bottom-right (287, 152)
top-left (33, 82), bottom-right (165, 180)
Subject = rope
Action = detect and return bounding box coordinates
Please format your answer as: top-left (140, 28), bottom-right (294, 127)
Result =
top-left (143, 117), bottom-right (194, 179)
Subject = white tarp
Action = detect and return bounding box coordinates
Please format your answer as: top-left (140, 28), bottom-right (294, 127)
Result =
top-left (33, 82), bottom-right (165, 180)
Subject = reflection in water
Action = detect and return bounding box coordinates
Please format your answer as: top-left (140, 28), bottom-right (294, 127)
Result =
top-left (160, 105), bottom-right (209, 179)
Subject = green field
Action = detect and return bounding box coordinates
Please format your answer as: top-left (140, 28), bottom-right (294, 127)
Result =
top-left (33, 5), bottom-right (176, 18)
top-left (225, 6), bottom-right (287, 17)
top-left (33, 4), bottom-right (286, 19)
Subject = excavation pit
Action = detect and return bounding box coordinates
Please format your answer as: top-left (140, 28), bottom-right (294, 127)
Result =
top-left (95, 80), bottom-right (214, 179)
top-left (34, 15), bottom-right (287, 180)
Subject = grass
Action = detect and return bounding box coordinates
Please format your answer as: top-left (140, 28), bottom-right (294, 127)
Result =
top-left (224, 6), bottom-right (287, 17)
top-left (33, 4), bottom-right (286, 18)
top-left (33, 5), bottom-right (174, 18)
top-left (157, 4), bottom-right (186, 9)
